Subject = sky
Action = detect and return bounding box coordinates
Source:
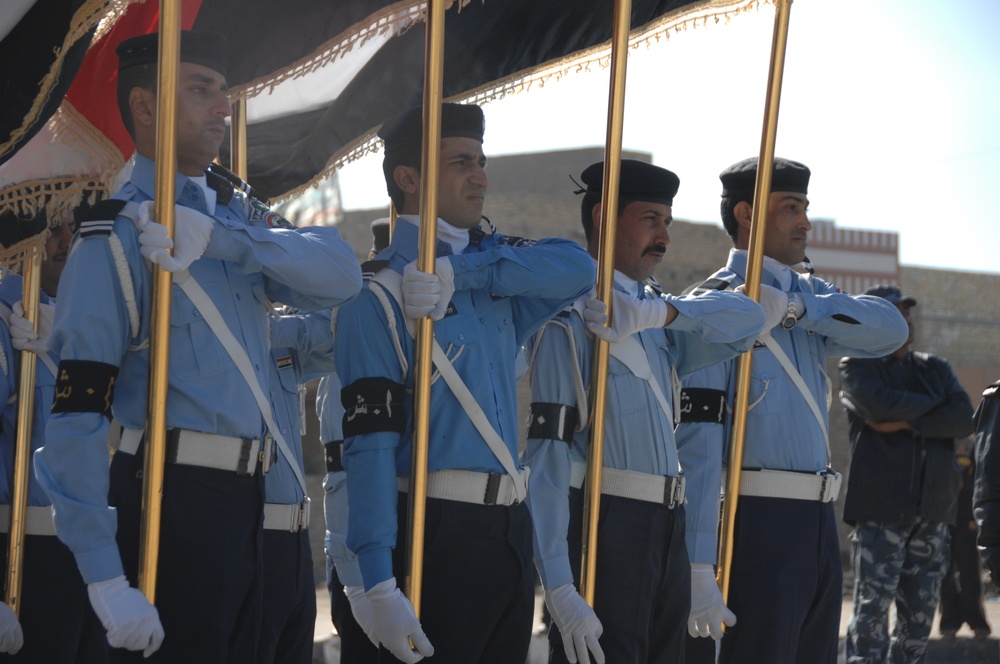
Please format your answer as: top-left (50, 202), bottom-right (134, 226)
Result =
top-left (336, 0), bottom-right (1000, 274)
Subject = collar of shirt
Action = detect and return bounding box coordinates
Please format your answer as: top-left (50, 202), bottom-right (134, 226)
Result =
top-left (390, 217), bottom-right (472, 262)
top-left (612, 269), bottom-right (643, 298)
top-left (728, 248), bottom-right (797, 291)
top-left (130, 154), bottom-right (216, 214)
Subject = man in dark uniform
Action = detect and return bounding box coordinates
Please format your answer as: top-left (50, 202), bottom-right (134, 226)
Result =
top-left (974, 381), bottom-right (1000, 587)
top-left (34, 30), bottom-right (360, 661)
top-left (840, 285), bottom-right (973, 662)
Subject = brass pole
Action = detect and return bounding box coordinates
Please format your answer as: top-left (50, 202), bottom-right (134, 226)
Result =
top-left (138, 0), bottom-right (181, 603)
top-left (230, 96), bottom-right (248, 179)
top-left (4, 248), bottom-right (41, 616)
top-left (405, 0), bottom-right (446, 619)
top-left (580, 0), bottom-right (631, 606)
top-left (717, 0), bottom-right (794, 603)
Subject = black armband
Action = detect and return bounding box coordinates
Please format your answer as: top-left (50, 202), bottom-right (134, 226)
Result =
top-left (341, 377), bottom-right (407, 437)
top-left (527, 402), bottom-right (579, 444)
top-left (51, 360), bottom-right (119, 419)
top-left (678, 388), bottom-right (726, 424)
top-left (324, 440), bottom-right (344, 472)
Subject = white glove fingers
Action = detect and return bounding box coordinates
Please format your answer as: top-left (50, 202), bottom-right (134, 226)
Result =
top-left (559, 632), bottom-right (579, 663)
top-left (586, 633), bottom-right (606, 664)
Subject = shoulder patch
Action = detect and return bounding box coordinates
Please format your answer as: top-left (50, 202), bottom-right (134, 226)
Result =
top-left (77, 200), bottom-right (127, 238)
top-left (361, 259), bottom-right (390, 280)
top-left (494, 233), bottom-right (536, 248)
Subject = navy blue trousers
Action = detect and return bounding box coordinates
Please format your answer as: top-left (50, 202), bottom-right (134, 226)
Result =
top-left (109, 448), bottom-right (264, 663)
top-left (549, 488), bottom-right (690, 664)
top-left (380, 493), bottom-right (535, 664)
top-left (326, 554), bottom-right (379, 663)
top-left (0, 532), bottom-right (107, 663)
top-left (259, 528), bottom-right (316, 664)
top-left (719, 496), bottom-right (841, 664)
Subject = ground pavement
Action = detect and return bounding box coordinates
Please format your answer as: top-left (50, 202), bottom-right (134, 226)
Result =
top-left (310, 588), bottom-right (1000, 663)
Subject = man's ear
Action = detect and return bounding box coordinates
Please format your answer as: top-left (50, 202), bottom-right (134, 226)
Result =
top-left (734, 200), bottom-right (754, 231)
top-left (129, 87), bottom-right (156, 131)
top-left (393, 165), bottom-right (420, 196)
top-left (590, 202), bottom-right (602, 235)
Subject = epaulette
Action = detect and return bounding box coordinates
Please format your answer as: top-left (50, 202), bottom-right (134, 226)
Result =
top-left (494, 233), bottom-right (536, 248)
top-left (682, 277), bottom-right (731, 297)
top-left (206, 169), bottom-right (236, 207)
top-left (77, 200), bottom-right (127, 238)
top-left (208, 162), bottom-right (270, 206)
top-left (645, 277), bottom-right (664, 297)
top-left (556, 309), bottom-right (573, 319)
top-left (361, 259), bottom-right (389, 280)
top-left (468, 227), bottom-right (486, 248)
top-left (983, 381), bottom-right (1000, 398)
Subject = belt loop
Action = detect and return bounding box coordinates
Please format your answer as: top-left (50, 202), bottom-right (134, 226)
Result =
top-left (483, 473), bottom-right (501, 506)
top-left (237, 438), bottom-right (253, 476)
top-left (166, 429), bottom-right (181, 464)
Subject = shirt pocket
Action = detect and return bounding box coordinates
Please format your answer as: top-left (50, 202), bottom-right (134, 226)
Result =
top-left (169, 295), bottom-right (224, 379)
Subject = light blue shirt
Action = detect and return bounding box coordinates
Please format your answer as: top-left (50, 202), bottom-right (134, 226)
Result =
top-left (333, 217), bottom-right (594, 589)
top-left (265, 310), bottom-right (335, 506)
top-left (523, 271), bottom-right (766, 589)
top-left (34, 154), bottom-right (362, 583)
top-left (0, 273), bottom-right (55, 506)
top-left (676, 249), bottom-right (909, 564)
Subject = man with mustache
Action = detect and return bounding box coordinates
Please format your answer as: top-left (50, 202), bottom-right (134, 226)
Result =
top-left (333, 103), bottom-right (594, 663)
top-left (34, 30), bottom-right (361, 662)
top-left (676, 157), bottom-right (908, 664)
top-left (0, 201), bottom-right (107, 661)
top-left (523, 159), bottom-right (767, 663)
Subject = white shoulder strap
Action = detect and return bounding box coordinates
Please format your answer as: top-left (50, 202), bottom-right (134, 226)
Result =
top-left (369, 265), bottom-right (525, 499)
top-left (172, 270), bottom-right (307, 494)
top-left (608, 335), bottom-right (678, 428)
top-left (758, 330), bottom-right (830, 462)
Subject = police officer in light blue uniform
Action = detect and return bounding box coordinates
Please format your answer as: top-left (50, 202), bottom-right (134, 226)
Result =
top-left (333, 103), bottom-right (594, 663)
top-left (0, 207), bottom-right (106, 661)
top-left (524, 160), bottom-right (766, 664)
top-left (676, 157), bottom-right (908, 664)
top-left (319, 219), bottom-right (389, 664)
top-left (34, 30), bottom-right (361, 663)
top-left (259, 309), bottom-right (336, 664)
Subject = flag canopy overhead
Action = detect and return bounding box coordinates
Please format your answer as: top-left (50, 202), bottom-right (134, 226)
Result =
top-left (2, 0), bottom-right (770, 210)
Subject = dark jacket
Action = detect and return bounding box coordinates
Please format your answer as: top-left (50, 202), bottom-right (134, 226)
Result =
top-left (841, 351), bottom-right (973, 525)
top-left (974, 380), bottom-right (1000, 577)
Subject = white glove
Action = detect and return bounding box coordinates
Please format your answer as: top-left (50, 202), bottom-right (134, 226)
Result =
top-left (688, 563), bottom-right (736, 640)
top-left (0, 601), bottom-right (23, 654)
top-left (737, 283), bottom-right (786, 331)
top-left (585, 289), bottom-right (668, 342)
top-left (87, 575), bottom-right (164, 657)
top-left (401, 258), bottom-right (455, 321)
top-left (137, 200), bottom-right (215, 272)
top-left (366, 577), bottom-right (434, 662)
top-left (9, 301), bottom-right (55, 354)
top-left (344, 585), bottom-right (378, 647)
top-left (544, 584), bottom-right (605, 664)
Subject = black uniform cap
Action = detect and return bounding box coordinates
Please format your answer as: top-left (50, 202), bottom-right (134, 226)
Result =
top-left (378, 103), bottom-right (485, 156)
top-left (116, 30), bottom-right (228, 78)
top-left (864, 284), bottom-right (917, 308)
top-left (719, 157), bottom-right (810, 197)
top-left (580, 159), bottom-right (680, 207)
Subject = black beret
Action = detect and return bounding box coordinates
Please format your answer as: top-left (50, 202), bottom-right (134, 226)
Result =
top-left (580, 159), bottom-right (680, 207)
top-left (370, 218), bottom-right (391, 254)
top-left (116, 31), bottom-right (228, 78)
top-left (719, 157), bottom-right (810, 197)
top-left (0, 208), bottom-right (47, 249)
top-left (864, 284), bottom-right (917, 308)
top-left (378, 103), bottom-right (485, 156)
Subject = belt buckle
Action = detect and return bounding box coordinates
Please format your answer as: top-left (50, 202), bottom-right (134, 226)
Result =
top-left (483, 473), bottom-right (502, 506)
top-left (817, 470), bottom-right (835, 502)
top-left (297, 498), bottom-right (311, 530)
top-left (259, 434), bottom-right (276, 475)
top-left (664, 475), bottom-right (685, 509)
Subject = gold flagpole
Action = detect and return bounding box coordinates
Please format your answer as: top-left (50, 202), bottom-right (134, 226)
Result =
top-left (4, 248), bottom-right (42, 615)
top-left (717, 0), bottom-right (795, 603)
top-left (230, 96), bottom-right (247, 179)
top-left (580, 0), bottom-right (631, 606)
top-left (138, 0), bottom-right (181, 602)
top-left (405, 0), bottom-right (446, 618)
